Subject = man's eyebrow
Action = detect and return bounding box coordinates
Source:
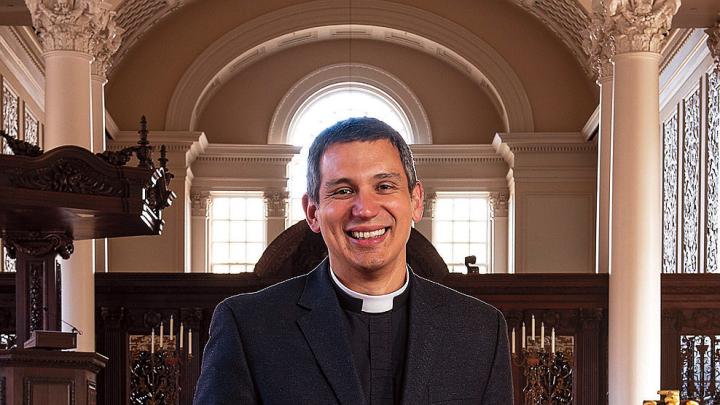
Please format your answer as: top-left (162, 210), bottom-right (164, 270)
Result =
top-left (323, 178), bottom-right (352, 188)
top-left (375, 172), bottom-right (402, 181)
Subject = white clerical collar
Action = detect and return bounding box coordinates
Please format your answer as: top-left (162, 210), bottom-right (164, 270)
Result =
top-left (329, 266), bottom-right (410, 313)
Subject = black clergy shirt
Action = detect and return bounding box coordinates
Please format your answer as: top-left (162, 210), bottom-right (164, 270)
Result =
top-left (330, 269), bottom-right (410, 405)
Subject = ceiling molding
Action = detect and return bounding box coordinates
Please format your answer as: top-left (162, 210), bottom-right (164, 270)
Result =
top-left (165, 0), bottom-right (535, 134)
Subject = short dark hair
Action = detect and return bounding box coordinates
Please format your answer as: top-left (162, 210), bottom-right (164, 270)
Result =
top-left (306, 117), bottom-right (418, 202)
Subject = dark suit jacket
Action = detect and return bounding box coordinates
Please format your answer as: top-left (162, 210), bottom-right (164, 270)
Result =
top-left (194, 260), bottom-right (513, 404)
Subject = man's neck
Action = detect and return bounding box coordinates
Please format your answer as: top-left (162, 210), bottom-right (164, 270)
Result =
top-left (329, 261), bottom-right (407, 295)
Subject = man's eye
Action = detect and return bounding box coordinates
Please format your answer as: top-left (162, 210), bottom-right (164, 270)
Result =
top-left (332, 188), bottom-right (353, 196)
top-left (378, 183), bottom-right (397, 191)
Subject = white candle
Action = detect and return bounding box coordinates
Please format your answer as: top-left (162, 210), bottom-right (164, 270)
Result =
top-left (188, 329), bottom-right (193, 355)
top-left (540, 322), bottom-right (545, 349)
top-left (531, 315), bottom-right (535, 340)
top-left (521, 322), bottom-right (526, 349)
top-left (179, 323), bottom-right (184, 349)
top-left (551, 327), bottom-right (556, 353)
top-left (511, 328), bottom-right (516, 354)
top-left (151, 328), bottom-right (155, 354)
top-left (170, 316), bottom-right (174, 340)
top-left (160, 323), bottom-right (164, 349)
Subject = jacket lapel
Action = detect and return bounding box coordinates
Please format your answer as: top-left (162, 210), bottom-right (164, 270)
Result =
top-left (401, 272), bottom-right (444, 405)
top-left (297, 260), bottom-right (365, 405)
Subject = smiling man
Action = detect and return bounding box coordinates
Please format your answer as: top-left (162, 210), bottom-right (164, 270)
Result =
top-left (194, 117), bottom-right (513, 404)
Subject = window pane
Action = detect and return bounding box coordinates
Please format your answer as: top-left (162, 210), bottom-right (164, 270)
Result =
top-left (453, 222), bottom-right (470, 242)
top-left (247, 243), bottom-right (264, 263)
top-left (212, 220), bottom-right (229, 242)
top-left (213, 264), bottom-right (229, 273)
top-left (229, 243), bottom-right (246, 263)
top-left (434, 221), bottom-right (453, 243)
top-left (212, 243), bottom-right (229, 262)
top-left (470, 198), bottom-right (487, 219)
top-left (212, 198), bottom-right (230, 219)
top-left (246, 198), bottom-right (264, 220)
top-left (246, 221), bottom-right (264, 242)
top-left (470, 222), bottom-right (487, 243)
top-left (229, 221), bottom-right (246, 242)
top-left (454, 199), bottom-right (470, 220)
top-left (434, 198), bottom-right (453, 220)
top-left (230, 198), bottom-right (246, 220)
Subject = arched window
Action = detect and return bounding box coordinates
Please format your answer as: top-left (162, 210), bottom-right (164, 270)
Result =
top-left (286, 82), bottom-right (414, 226)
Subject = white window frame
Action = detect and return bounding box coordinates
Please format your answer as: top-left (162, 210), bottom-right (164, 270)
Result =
top-left (209, 191), bottom-right (267, 273)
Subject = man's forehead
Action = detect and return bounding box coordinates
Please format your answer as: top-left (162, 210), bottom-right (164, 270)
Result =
top-left (318, 140), bottom-right (407, 184)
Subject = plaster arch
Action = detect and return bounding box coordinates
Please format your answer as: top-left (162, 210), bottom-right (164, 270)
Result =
top-left (165, 0), bottom-right (534, 134)
top-left (268, 63), bottom-right (433, 145)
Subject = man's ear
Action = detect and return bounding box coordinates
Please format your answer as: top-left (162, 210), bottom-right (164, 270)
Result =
top-left (411, 181), bottom-right (424, 223)
top-left (302, 193), bottom-right (322, 233)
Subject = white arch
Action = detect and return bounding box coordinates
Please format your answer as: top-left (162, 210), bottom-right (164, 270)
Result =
top-left (165, 0), bottom-right (534, 133)
top-left (269, 63), bottom-right (432, 145)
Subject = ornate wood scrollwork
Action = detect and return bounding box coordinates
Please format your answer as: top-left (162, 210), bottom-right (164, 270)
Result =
top-left (3, 232), bottom-right (74, 260)
top-left (8, 158), bottom-right (123, 197)
top-left (95, 116), bottom-right (154, 169)
top-left (0, 131), bottom-right (42, 157)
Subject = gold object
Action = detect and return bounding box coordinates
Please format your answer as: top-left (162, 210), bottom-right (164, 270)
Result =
top-left (657, 390), bottom-right (680, 405)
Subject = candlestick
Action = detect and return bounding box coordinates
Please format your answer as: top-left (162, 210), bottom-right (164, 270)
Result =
top-left (531, 315), bottom-right (535, 340)
top-left (179, 322), bottom-right (184, 349)
top-left (189, 329), bottom-right (193, 355)
top-left (160, 323), bottom-right (164, 349)
top-left (511, 328), bottom-right (516, 354)
top-left (551, 327), bottom-right (556, 353)
top-left (540, 322), bottom-right (545, 349)
top-left (521, 322), bottom-right (526, 349)
top-left (170, 315), bottom-right (174, 340)
top-left (151, 328), bottom-right (155, 354)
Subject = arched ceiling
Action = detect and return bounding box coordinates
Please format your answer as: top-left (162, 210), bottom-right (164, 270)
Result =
top-left (106, 0), bottom-right (594, 79)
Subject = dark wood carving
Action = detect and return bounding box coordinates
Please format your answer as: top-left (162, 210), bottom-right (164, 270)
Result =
top-left (255, 220), bottom-right (449, 281)
top-left (0, 130), bottom-right (42, 157)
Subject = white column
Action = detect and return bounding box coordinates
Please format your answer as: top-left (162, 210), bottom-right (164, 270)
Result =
top-left (584, 13), bottom-right (615, 275)
top-left (26, 0), bottom-right (121, 352)
top-left (91, 73), bottom-right (108, 274)
top-left (604, 0), bottom-right (679, 402)
top-left (489, 192), bottom-right (509, 274)
top-left (191, 192), bottom-right (211, 273)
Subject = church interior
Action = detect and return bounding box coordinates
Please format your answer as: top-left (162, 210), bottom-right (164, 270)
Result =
top-left (0, 0), bottom-right (719, 403)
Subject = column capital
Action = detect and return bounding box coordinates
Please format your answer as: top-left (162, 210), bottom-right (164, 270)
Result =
top-left (264, 191), bottom-right (288, 218)
top-left (190, 191), bottom-right (211, 217)
top-left (26, 0), bottom-right (121, 55)
top-left (707, 21), bottom-right (720, 72)
top-left (603, 0), bottom-right (680, 54)
top-left (422, 192), bottom-right (436, 219)
top-left (583, 12), bottom-right (615, 82)
top-left (488, 192), bottom-right (510, 218)
top-left (90, 11), bottom-right (123, 77)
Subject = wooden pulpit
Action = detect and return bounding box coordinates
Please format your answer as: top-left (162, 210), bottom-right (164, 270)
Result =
top-left (0, 117), bottom-right (175, 405)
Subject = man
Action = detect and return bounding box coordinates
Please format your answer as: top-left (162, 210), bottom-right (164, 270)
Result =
top-left (194, 117), bottom-right (513, 404)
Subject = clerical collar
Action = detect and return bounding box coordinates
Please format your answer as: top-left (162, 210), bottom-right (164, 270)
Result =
top-left (329, 266), bottom-right (410, 313)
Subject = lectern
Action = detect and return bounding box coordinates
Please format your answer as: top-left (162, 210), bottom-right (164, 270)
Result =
top-left (0, 117), bottom-right (175, 405)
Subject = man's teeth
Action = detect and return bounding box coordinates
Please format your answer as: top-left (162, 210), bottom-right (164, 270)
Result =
top-left (351, 228), bottom-right (386, 239)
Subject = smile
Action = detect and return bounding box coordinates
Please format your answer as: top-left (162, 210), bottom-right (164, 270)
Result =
top-left (348, 228), bottom-right (388, 240)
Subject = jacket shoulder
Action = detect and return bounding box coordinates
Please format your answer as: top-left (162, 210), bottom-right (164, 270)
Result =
top-left (218, 272), bottom-right (308, 316)
top-left (414, 274), bottom-right (504, 323)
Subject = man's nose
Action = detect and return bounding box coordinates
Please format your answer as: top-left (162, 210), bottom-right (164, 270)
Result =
top-left (352, 189), bottom-right (380, 218)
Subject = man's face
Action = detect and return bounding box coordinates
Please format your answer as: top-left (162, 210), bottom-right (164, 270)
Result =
top-left (303, 139), bottom-right (424, 277)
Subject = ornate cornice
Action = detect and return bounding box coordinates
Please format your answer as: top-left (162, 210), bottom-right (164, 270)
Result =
top-left (604, 0), bottom-right (681, 54)
top-left (25, 0), bottom-right (119, 55)
top-left (582, 12), bottom-right (614, 82)
top-left (512, 0), bottom-right (593, 77)
top-left (707, 21), bottom-right (720, 72)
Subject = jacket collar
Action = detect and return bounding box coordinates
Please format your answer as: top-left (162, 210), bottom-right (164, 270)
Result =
top-left (297, 258), bottom-right (446, 405)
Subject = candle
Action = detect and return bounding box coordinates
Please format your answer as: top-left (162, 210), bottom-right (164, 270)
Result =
top-left (189, 329), bottom-right (193, 355)
top-left (521, 322), bottom-right (526, 349)
top-left (179, 323), bottom-right (184, 349)
top-left (531, 315), bottom-right (535, 340)
top-left (511, 328), bottom-right (516, 354)
top-left (170, 315), bottom-right (174, 340)
top-left (160, 323), bottom-right (164, 349)
top-left (151, 328), bottom-right (155, 354)
top-left (551, 327), bottom-right (556, 353)
top-left (540, 322), bottom-right (545, 349)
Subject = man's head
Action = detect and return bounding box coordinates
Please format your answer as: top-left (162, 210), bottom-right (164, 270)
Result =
top-left (302, 117), bottom-right (424, 281)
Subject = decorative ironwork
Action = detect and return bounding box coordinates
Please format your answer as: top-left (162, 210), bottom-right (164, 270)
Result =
top-left (130, 349), bottom-right (180, 405)
top-left (0, 130), bottom-right (42, 157)
top-left (9, 157), bottom-right (123, 196)
top-left (2, 246), bottom-right (14, 273)
top-left (512, 348), bottom-right (574, 404)
top-left (708, 71), bottom-right (720, 274)
top-left (96, 115), bottom-right (155, 169)
top-left (28, 262), bottom-right (42, 333)
top-left (680, 335), bottom-right (720, 403)
top-left (2, 83), bottom-right (18, 155)
top-left (683, 89), bottom-right (701, 273)
top-left (664, 113), bottom-right (679, 273)
top-left (0, 334), bottom-right (16, 350)
top-left (23, 109), bottom-right (38, 146)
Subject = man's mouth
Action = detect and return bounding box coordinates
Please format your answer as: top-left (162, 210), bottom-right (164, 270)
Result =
top-left (347, 227), bottom-right (388, 240)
